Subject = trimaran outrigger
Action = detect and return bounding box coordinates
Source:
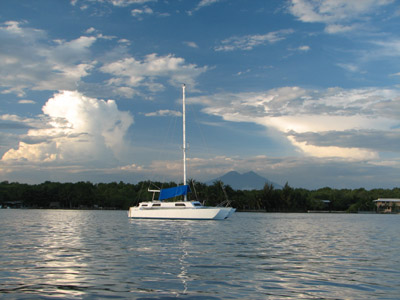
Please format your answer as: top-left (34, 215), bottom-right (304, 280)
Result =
top-left (128, 85), bottom-right (235, 220)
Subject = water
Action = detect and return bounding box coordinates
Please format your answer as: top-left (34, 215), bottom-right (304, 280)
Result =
top-left (0, 210), bottom-right (399, 299)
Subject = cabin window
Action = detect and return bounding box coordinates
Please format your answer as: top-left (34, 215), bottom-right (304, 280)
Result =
top-left (141, 204), bottom-right (148, 207)
top-left (175, 203), bottom-right (186, 207)
top-left (152, 203), bottom-right (161, 207)
top-left (193, 203), bottom-right (202, 206)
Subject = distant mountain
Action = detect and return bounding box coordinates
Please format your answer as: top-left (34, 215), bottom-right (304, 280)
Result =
top-left (207, 171), bottom-right (282, 190)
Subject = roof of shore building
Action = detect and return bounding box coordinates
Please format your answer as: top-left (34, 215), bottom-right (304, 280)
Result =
top-left (373, 198), bottom-right (400, 202)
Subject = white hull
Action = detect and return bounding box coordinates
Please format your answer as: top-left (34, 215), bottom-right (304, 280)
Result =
top-left (128, 201), bottom-right (235, 220)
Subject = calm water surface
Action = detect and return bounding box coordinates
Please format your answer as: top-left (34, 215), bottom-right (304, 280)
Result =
top-left (0, 210), bottom-right (399, 299)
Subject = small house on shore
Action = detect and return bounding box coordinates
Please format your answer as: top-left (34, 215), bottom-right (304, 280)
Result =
top-left (373, 198), bottom-right (400, 213)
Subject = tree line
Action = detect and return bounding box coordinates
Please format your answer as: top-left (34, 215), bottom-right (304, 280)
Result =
top-left (1, 180), bottom-right (399, 212)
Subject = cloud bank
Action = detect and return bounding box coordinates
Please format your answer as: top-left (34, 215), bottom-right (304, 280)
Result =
top-left (188, 86), bottom-right (400, 160)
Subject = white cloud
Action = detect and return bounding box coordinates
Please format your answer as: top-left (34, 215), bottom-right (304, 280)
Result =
top-left (118, 38), bottom-right (130, 44)
top-left (18, 100), bottom-right (36, 104)
top-left (337, 63), bottom-right (360, 73)
top-left (100, 53), bottom-right (208, 96)
top-left (131, 6), bottom-right (154, 18)
top-left (184, 41), bottom-right (199, 48)
top-left (288, 0), bottom-right (394, 34)
top-left (85, 27), bottom-right (96, 34)
top-left (84, 27), bottom-right (115, 40)
top-left (189, 0), bottom-right (222, 14)
top-left (372, 39), bottom-right (400, 57)
top-left (325, 24), bottom-right (356, 34)
top-left (73, 0), bottom-right (156, 7)
top-left (297, 45), bottom-right (310, 52)
top-left (0, 21), bottom-right (206, 99)
top-left (188, 86), bottom-right (400, 160)
top-left (144, 110), bottom-right (181, 117)
top-left (1, 91), bottom-right (133, 165)
top-left (215, 30), bottom-right (293, 51)
top-left (197, 0), bottom-right (221, 9)
top-left (0, 21), bottom-right (97, 96)
top-left (111, 0), bottom-right (155, 6)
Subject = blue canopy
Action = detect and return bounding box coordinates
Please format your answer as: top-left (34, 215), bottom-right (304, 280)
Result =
top-left (159, 185), bottom-right (191, 200)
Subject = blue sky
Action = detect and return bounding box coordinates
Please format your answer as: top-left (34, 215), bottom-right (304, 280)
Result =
top-left (1, 0), bottom-right (400, 189)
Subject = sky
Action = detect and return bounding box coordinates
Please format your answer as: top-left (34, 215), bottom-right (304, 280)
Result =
top-left (1, 0), bottom-right (400, 189)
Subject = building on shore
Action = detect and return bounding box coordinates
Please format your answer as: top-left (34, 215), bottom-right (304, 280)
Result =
top-left (373, 198), bottom-right (400, 213)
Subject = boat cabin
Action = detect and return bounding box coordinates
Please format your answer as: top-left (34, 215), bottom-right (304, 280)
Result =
top-left (138, 201), bottom-right (203, 209)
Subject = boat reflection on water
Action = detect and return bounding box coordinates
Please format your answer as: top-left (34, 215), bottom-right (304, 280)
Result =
top-left (177, 239), bottom-right (189, 295)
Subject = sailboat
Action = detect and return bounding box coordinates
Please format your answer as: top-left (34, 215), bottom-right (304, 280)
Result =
top-left (128, 84), bottom-right (235, 220)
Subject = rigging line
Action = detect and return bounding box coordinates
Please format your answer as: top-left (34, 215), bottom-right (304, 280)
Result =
top-left (187, 102), bottom-right (231, 203)
top-left (185, 99), bottom-right (213, 171)
top-left (136, 180), bottom-right (149, 203)
top-left (134, 100), bottom-right (180, 203)
top-left (149, 100), bottom-right (180, 190)
top-left (158, 112), bottom-right (180, 190)
top-left (190, 179), bottom-right (199, 201)
top-left (186, 101), bottom-right (216, 177)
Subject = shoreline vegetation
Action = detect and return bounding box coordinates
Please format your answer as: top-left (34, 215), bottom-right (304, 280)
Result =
top-left (1, 180), bottom-right (400, 213)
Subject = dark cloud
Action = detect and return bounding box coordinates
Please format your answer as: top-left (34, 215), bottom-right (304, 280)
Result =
top-left (289, 130), bottom-right (400, 152)
top-left (0, 122), bottom-right (33, 130)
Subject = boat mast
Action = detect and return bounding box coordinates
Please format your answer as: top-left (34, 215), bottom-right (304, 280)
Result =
top-left (182, 84), bottom-right (187, 201)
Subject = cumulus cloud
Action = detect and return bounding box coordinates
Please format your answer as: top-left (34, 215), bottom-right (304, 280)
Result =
top-left (0, 21), bottom-right (96, 96)
top-left (1, 91), bottom-right (133, 166)
top-left (288, 0), bottom-right (394, 34)
top-left (215, 30), bottom-right (294, 51)
top-left (188, 86), bottom-right (400, 160)
top-left (100, 53), bottom-right (208, 96)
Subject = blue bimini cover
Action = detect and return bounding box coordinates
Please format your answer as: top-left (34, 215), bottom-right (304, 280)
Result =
top-left (159, 185), bottom-right (191, 200)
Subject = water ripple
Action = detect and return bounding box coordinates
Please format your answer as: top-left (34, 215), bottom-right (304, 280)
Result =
top-left (0, 210), bottom-right (399, 299)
